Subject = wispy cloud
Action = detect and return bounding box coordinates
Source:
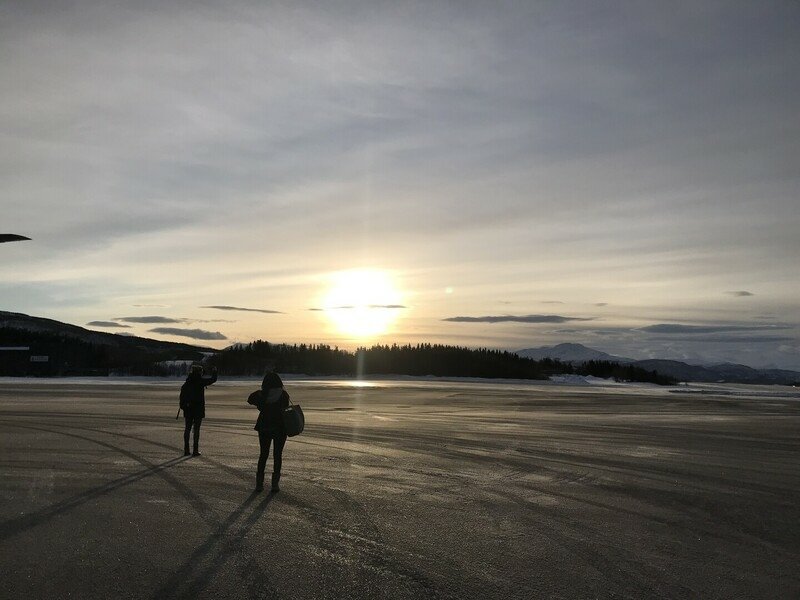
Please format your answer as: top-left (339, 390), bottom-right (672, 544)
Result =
top-left (148, 327), bottom-right (227, 341)
top-left (86, 320), bottom-right (131, 328)
top-left (132, 304), bottom-right (169, 307)
top-left (726, 291), bottom-right (755, 297)
top-left (116, 316), bottom-right (187, 324)
top-left (443, 314), bottom-right (594, 324)
top-left (640, 324), bottom-right (789, 334)
top-left (308, 305), bottom-right (406, 311)
top-left (648, 335), bottom-right (794, 344)
top-left (594, 303), bottom-right (608, 307)
top-left (201, 305), bottom-right (283, 314)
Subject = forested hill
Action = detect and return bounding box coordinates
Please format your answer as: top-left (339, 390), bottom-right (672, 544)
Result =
top-left (208, 341), bottom-right (676, 385)
top-left (0, 311), bottom-right (210, 375)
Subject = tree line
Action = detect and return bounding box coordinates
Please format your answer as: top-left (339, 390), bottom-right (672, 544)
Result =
top-left (0, 328), bottom-right (675, 384)
top-left (206, 342), bottom-right (676, 385)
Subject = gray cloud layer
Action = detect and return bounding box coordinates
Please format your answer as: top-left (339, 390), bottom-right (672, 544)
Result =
top-left (640, 324), bottom-right (790, 334)
top-left (148, 327), bottom-right (227, 341)
top-left (444, 315), bottom-right (594, 324)
top-left (648, 335), bottom-right (794, 344)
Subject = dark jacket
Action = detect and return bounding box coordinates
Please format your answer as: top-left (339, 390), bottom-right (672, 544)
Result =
top-left (248, 372), bottom-right (288, 434)
top-left (180, 371), bottom-right (217, 419)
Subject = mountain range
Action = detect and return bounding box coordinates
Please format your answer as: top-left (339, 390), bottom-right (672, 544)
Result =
top-left (516, 343), bottom-right (800, 385)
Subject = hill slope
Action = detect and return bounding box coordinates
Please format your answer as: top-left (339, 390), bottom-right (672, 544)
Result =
top-left (0, 311), bottom-right (211, 353)
top-left (0, 311), bottom-right (212, 375)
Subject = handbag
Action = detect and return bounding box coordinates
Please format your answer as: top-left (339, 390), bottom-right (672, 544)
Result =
top-left (281, 392), bottom-right (305, 437)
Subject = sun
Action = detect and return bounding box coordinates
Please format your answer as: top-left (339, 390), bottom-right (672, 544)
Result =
top-left (320, 269), bottom-right (404, 338)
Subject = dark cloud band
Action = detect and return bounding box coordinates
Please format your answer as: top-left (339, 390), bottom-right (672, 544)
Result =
top-left (149, 327), bottom-right (227, 341)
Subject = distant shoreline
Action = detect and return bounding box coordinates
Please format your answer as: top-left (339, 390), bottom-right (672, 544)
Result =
top-left (1, 373), bottom-right (797, 392)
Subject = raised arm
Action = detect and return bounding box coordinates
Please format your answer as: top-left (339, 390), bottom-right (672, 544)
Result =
top-left (202, 368), bottom-right (218, 387)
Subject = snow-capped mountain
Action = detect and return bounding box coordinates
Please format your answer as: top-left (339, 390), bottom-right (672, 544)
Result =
top-left (516, 343), bottom-right (634, 364)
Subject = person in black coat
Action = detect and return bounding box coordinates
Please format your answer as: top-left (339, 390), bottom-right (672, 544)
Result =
top-left (180, 364), bottom-right (217, 456)
top-left (248, 361), bottom-right (289, 492)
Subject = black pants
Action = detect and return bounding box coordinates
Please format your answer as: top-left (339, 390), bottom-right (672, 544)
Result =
top-left (184, 416), bottom-right (202, 452)
top-left (257, 430), bottom-right (287, 483)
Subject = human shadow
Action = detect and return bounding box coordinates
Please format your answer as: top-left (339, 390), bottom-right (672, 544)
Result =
top-left (0, 455), bottom-right (190, 541)
top-left (152, 492), bottom-right (279, 599)
top-left (0, 420), bottom-right (228, 530)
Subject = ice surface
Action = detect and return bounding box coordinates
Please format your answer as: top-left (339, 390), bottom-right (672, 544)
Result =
top-left (0, 379), bottom-right (798, 598)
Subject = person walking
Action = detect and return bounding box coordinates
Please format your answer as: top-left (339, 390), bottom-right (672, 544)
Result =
top-left (180, 363), bottom-right (217, 456)
top-left (249, 361), bottom-right (289, 492)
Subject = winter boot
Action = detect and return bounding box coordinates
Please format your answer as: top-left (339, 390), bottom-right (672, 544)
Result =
top-left (271, 472), bottom-right (280, 493)
top-left (255, 473), bottom-right (264, 493)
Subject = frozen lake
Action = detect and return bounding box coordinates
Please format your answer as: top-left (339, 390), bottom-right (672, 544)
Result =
top-left (1, 378), bottom-right (798, 599)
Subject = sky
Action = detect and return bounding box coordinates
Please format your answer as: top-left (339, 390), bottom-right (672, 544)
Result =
top-left (2, 1), bottom-right (799, 369)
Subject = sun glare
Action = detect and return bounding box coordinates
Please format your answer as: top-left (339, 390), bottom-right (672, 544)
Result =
top-left (321, 270), bottom-right (404, 339)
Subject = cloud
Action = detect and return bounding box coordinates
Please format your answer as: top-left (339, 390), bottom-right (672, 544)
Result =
top-left (132, 304), bottom-right (169, 307)
top-left (726, 291), bottom-right (755, 297)
top-left (148, 327), bottom-right (227, 341)
top-left (594, 303), bottom-right (608, 307)
top-left (116, 316), bottom-right (187, 324)
top-left (648, 335), bottom-right (794, 344)
top-left (86, 321), bottom-right (131, 328)
top-left (554, 327), bottom-right (628, 336)
top-left (117, 315), bottom-right (235, 324)
top-left (201, 305), bottom-right (283, 314)
top-left (541, 301), bottom-right (564, 304)
top-left (443, 314), bottom-right (594, 324)
top-left (640, 324), bottom-right (790, 334)
top-left (308, 305), bottom-right (406, 311)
